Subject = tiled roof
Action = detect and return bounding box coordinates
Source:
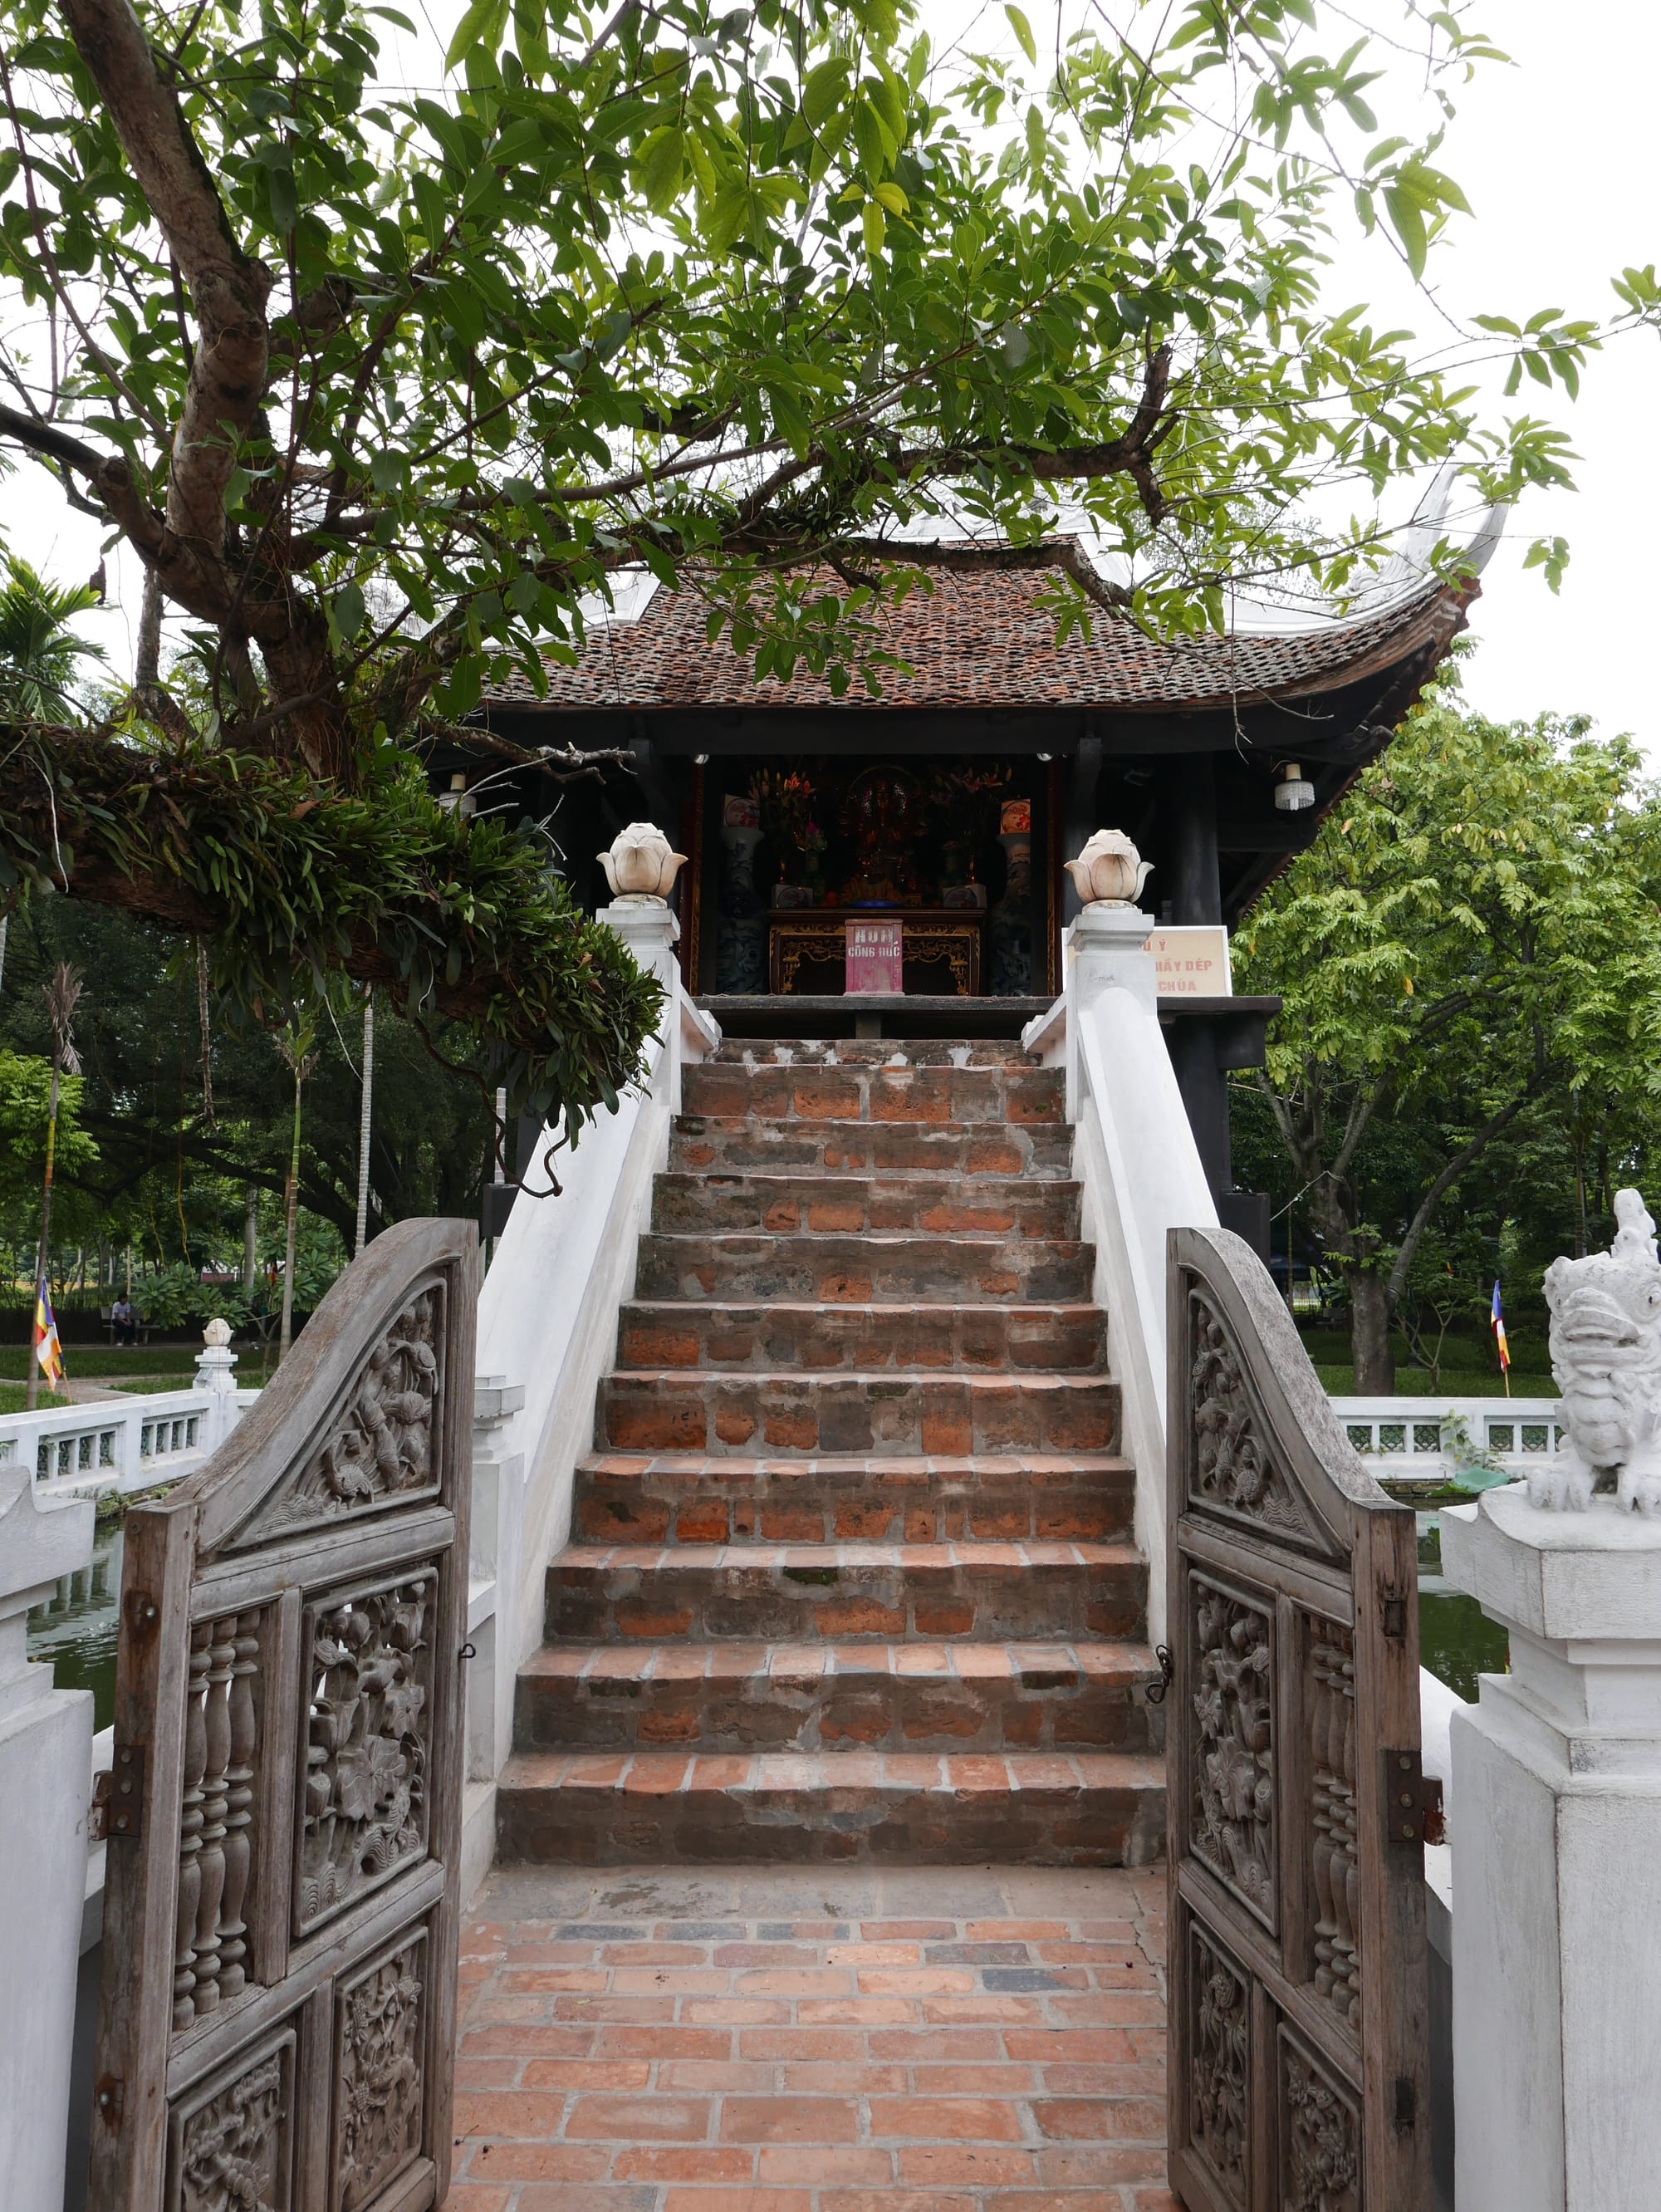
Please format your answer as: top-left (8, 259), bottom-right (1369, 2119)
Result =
top-left (485, 542), bottom-right (1467, 715)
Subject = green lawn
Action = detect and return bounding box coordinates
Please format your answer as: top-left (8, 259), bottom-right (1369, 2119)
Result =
top-left (1313, 1362), bottom-right (1556, 1398)
top-left (0, 1343), bottom-right (213, 1382)
top-left (0, 1383), bottom-right (71, 1415)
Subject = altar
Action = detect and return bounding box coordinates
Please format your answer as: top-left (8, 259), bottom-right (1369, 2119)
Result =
top-left (768, 908), bottom-right (985, 995)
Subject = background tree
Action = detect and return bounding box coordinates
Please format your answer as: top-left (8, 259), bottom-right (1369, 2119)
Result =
top-left (0, 0), bottom-right (1620, 1120)
top-left (1233, 674), bottom-right (1661, 1390)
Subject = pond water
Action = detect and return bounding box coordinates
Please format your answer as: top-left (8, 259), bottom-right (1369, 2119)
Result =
top-left (1416, 1512), bottom-right (1508, 1702)
top-left (27, 1523), bottom-right (121, 1733)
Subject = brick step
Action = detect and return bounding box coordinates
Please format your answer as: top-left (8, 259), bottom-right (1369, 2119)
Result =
top-left (615, 1302), bottom-right (1107, 1376)
top-left (572, 1449), bottom-right (1134, 1546)
top-left (650, 1170), bottom-right (1081, 1238)
top-left (597, 1370), bottom-right (1120, 1456)
top-left (682, 1062), bottom-right (1064, 1126)
top-left (708, 1037), bottom-right (1039, 1067)
top-left (515, 1638), bottom-right (1164, 1755)
top-left (544, 1540), bottom-right (1144, 1645)
top-left (670, 1116), bottom-right (1075, 1181)
top-left (635, 1231), bottom-right (1094, 1307)
top-left (495, 1746), bottom-right (1166, 1866)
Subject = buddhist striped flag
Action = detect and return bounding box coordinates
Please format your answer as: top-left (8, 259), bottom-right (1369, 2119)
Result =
top-left (32, 1278), bottom-right (64, 1390)
top-left (1491, 1279), bottom-right (1510, 1395)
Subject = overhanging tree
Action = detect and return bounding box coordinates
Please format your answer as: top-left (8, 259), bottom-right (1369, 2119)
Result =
top-left (1232, 679), bottom-right (1661, 1390)
top-left (0, 0), bottom-right (1634, 1122)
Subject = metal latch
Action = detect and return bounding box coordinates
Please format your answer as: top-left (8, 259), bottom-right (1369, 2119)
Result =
top-left (1382, 1748), bottom-right (1443, 1850)
top-left (94, 1741), bottom-right (145, 1842)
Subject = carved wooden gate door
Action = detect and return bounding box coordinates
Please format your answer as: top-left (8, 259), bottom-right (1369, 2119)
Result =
top-left (1165, 1227), bottom-right (1432, 2212)
top-left (90, 1219), bottom-right (478, 2212)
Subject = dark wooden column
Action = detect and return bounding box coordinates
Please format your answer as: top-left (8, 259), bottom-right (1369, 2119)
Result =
top-left (1169, 752), bottom-right (1222, 925)
top-left (1061, 737), bottom-right (1103, 926)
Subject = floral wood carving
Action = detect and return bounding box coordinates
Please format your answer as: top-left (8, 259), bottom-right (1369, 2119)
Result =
top-left (235, 1290), bottom-right (443, 1547)
top-left (172, 2033), bottom-right (293, 2212)
top-left (1189, 1576), bottom-right (1276, 1925)
top-left (334, 1932), bottom-right (427, 2212)
top-left (1188, 1293), bottom-right (1323, 1548)
top-left (1281, 2032), bottom-right (1361, 2212)
top-left (1308, 1616), bottom-right (1361, 2032)
top-left (296, 1573), bottom-right (434, 1937)
top-left (1189, 1921), bottom-right (1249, 2207)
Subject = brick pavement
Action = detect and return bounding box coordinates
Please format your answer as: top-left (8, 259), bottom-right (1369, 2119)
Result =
top-left (446, 1861), bottom-right (1178, 2212)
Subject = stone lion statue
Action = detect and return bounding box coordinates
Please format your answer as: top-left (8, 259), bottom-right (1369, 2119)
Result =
top-left (1537, 1188), bottom-right (1661, 1513)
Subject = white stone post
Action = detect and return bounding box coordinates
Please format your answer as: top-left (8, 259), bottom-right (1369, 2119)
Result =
top-left (598, 897), bottom-right (684, 1104)
top-left (193, 1316), bottom-right (240, 1450)
top-left (1442, 1488), bottom-right (1661, 2212)
top-left (0, 1467), bottom-right (96, 2211)
top-left (1061, 900), bottom-right (1158, 1118)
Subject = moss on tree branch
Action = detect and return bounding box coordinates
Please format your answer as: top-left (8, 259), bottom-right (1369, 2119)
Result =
top-left (0, 725), bottom-right (664, 1136)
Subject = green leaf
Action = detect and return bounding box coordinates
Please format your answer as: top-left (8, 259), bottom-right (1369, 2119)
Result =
top-left (331, 582), bottom-right (366, 641)
top-left (445, 0), bottom-right (508, 71)
top-left (861, 198), bottom-right (886, 256)
top-left (1004, 3), bottom-right (1036, 64)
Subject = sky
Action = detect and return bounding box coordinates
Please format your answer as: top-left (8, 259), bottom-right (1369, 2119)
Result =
top-left (7, 0), bottom-right (1659, 749)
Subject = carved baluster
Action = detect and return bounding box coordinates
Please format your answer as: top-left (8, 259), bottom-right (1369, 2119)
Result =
top-left (174, 1624), bottom-right (211, 2028)
top-left (191, 1613), bottom-right (236, 2014)
top-left (1337, 1648), bottom-right (1361, 2020)
top-left (216, 1611), bottom-right (261, 2002)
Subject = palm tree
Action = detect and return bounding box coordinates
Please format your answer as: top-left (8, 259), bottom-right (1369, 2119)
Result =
top-left (0, 556), bottom-right (106, 720)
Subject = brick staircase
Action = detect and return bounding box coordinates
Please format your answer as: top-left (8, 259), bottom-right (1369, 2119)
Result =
top-left (496, 1039), bottom-right (1166, 1866)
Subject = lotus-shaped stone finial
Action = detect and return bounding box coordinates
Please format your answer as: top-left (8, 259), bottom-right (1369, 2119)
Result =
top-left (598, 822), bottom-right (688, 904)
top-left (1064, 828), bottom-right (1153, 908)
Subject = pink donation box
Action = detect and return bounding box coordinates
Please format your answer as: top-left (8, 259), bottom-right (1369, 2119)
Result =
top-left (846, 918), bottom-right (904, 995)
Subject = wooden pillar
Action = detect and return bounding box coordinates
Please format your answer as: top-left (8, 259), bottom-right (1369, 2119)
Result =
top-left (1169, 751), bottom-right (1222, 925)
top-left (1061, 737), bottom-right (1102, 927)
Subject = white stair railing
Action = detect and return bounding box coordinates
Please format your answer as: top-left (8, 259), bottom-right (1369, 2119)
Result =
top-left (1024, 900), bottom-right (1218, 1646)
top-left (464, 893), bottom-right (718, 1889)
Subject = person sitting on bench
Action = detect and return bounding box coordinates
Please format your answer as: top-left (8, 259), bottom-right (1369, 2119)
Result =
top-left (110, 1293), bottom-right (136, 1347)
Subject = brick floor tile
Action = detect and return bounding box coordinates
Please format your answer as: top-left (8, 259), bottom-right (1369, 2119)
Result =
top-left (598, 2026), bottom-right (733, 2059)
top-left (909, 2063), bottom-right (1037, 2095)
top-left (459, 2144), bottom-right (612, 2181)
top-left (755, 2147), bottom-right (894, 2185)
top-left (1031, 2097), bottom-right (1166, 2141)
top-left (513, 2189), bottom-right (659, 2211)
top-left (611, 2147), bottom-right (756, 2183)
top-left (1031, 2146), bottom-right (1171, 2185)
top-left (718, 2097), bottom-right (861, 2143)
top-left (661, 2193), bottom-right (813, 2212)
top-left (894, 2146), bottom-right (1041, 2186)
top-left (451, 2092), bottom-right (571, 2141)
top-left (439, 2187), bottom-right (512, 2211)
top-left (866, 2028), bottom-right (1003, 2060)
top-left (566, 2092), bottom-right (713, 2141)
top-left (858, 1967), bottom-right (975, 1994)
top-left (657, 2061), bottom-right (778, 2092)
top-left (796, 1997), bottom-right (916, 2025)
top-left (858, 1920), bottom-right (957, 1939)
top-left (520, 2058), bottom-right (650, 2090)
top-left (684, 1999), bottom-right (794, 2024)
top-left (870, 2097), bottom-right (1024, 2142)
top-left (737, 2028), bottom-right (862, 2060)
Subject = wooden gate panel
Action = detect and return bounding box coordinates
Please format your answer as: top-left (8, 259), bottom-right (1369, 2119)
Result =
top-left (1166, 1228), bottom-right (1428, 2212)
top-left (91, 1220), bottom-right (477, 2212)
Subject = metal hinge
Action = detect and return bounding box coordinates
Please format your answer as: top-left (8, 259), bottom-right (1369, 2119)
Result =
top-left (1382, 1748), bottom-right (1443, 1850)
top-left (1144, 1644), bottom-right (1173, 1705)
top-left (1380, 1591), bottom-right (1409, 1641)
top-left (94, 2075), bottom-right (125, 2130)
top-left (94, 1741), bottom-right (145, 1843)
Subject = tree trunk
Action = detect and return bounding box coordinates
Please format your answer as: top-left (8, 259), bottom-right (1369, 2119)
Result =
top-left (242, 1182), bottom-right (259, 1295)
top-left (355, 992), bottom-right (374, 1258)
top-left (24, 1059), bottom-right (61, 1413)
top-left (278, 1070), bottom-right (301, 1364)
top-left (1350, 1272), bottom-right (1395, 1393)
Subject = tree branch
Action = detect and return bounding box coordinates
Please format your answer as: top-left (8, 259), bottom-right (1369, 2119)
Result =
top-left (1385, 1092), bottom-right (1530, 1307)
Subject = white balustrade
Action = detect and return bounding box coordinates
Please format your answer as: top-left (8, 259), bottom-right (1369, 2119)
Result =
top-left (1332, 1395), bottom-right (1565, 1487)
top-left (464, 890), bottom-right (719, 1892)
top-left (0, 1463), bottom-right (96, 2210)
top-left (0, 1330), bottom-right (258, 1498)
top-left (1023, 898), bottom-right (1218, 1645)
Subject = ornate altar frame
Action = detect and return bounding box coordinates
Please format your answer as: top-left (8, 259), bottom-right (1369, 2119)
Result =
top-left (767, 910), bottom-right (984, 995)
